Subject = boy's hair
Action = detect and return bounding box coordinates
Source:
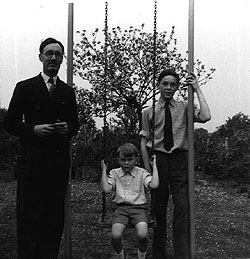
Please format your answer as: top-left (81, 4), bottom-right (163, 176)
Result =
top-left (117, 143), bottom-right (139, 157)
top-left (158, 68), bottom-right (180, 84)
top-left (39, 37), bottom-right (65, 54)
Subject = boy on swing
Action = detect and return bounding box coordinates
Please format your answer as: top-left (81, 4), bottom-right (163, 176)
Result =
top-left (101, 143), bottom-right (159, 259)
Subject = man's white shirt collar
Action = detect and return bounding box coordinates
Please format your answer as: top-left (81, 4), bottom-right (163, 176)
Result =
top-left (41, 72), bottom-right (57, 85)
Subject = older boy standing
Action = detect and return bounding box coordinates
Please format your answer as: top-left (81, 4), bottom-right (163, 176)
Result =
top-left (140, 69), bottom-right (211, 258)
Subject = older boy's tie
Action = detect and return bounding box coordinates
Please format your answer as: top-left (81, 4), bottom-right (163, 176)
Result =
top-left (164, 102), bottom-right (173, 151)
top-left (48, 77), bottom-right (56, 97)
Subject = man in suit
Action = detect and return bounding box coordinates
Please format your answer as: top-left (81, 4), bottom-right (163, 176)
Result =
top-left (4, 37), bottom-right (79, 259)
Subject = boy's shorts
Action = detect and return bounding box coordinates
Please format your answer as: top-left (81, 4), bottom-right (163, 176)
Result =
top-left (112, 203), bottom-right (148, 226)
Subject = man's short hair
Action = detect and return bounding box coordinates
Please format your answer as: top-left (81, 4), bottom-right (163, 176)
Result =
top-left (117, 143), bottom-right (139, 157)
top-left (39, 37), bottom-right (64, 54)
top-left (158, 68), bottom-right (180, 84)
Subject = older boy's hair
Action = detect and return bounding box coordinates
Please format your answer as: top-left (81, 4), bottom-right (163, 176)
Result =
top-left (158, 68), bottom-right (180, 84)
top-left (117, 143), bottom-right (139, 157)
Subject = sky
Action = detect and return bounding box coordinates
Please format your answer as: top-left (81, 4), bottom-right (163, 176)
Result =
top-left (0, 0), bottom-right (250, 133)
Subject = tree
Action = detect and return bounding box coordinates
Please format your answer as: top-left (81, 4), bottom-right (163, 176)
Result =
top-left (73, 87), bottom-right (97, 145)
top-left (216, 112), bottom-right (250, 155)
top-left (194, 128), bottom-right (209, 171)
top-left (71, 87), bottom-right (99, 175)
top-left (73, 25), bottom-right (215, 134)
top-left (217, 113), bottom-right (250, 182)
top-left (0, 108), bottom-right (19, 180)
top-left (203, 112), bottom-right (250, 184)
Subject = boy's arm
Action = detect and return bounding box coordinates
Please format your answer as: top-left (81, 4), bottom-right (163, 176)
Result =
top-left (148, 155), bottom-right (159, 189)
top-left (195, 87), bottom-right (211, 122)
top-left (187, 72), bottom-right (211, 122)
top-left (101, 160), bottom-right (112, 193)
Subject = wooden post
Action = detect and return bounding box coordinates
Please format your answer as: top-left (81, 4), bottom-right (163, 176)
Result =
top-left (64, 3), bottom-right (74, 259)
top-left (188, 0), bottom-right (195, 258)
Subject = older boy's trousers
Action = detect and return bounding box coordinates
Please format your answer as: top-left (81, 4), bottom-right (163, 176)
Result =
top-left (153, 150), bottom-right (190, 259)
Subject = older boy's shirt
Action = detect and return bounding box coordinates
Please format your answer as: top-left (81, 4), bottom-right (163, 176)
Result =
top-left (140, 98), bottom-right (203, 154)
top-left (108, 166), bottom-right (152, 205)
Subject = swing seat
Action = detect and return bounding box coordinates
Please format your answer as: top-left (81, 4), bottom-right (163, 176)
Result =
top-left (98, 213), bottom-right (156, 228)
top-left (98, 214), bottom-right (113, 227)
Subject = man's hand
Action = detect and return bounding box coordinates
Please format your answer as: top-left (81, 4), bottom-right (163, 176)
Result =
top-left (33, 124), bottom-right (55, 137)
top-left (54, 121), bottom-right (69, 136)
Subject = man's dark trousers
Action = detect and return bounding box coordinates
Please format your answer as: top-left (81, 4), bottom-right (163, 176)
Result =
top-left (16, 145), bottom-right (69, 259)
top-left (153, 150), bottom-right (190, 259)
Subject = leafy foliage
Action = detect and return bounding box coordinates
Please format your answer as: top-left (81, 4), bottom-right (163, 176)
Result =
top-left (0, 108), bottom-right (19, 180)
top-left (197, 112), bottom-right (250, 184)
top-left (194, 127), bottom-right (209, 171)
top-left (74, 25), bottom-right (215, 134)
top-left (2, 26), bottom-right (216, 179)
top-left (72, 87), bottom-right (99, 169)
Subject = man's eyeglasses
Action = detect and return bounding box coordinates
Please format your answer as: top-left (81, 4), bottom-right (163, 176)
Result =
top-left (43, 51), bottom-right (63, 59)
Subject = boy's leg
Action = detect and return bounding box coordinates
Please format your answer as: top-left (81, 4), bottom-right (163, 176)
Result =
top-left (135, 222), bottom-right (148, 259)
top-left (135, 222), bottom-right (148, 252)
top-left (169, 150), bottom-right (190, 258)
top-left (153, 152), bottom-right (170, 259)
top-left (112, 206), bottom-right (130, 258)
top-left (111, 223), bottom-right (126, 255)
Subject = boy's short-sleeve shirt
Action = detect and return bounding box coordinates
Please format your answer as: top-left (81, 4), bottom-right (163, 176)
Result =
top-left (108, 166), bottom-right (151, 205)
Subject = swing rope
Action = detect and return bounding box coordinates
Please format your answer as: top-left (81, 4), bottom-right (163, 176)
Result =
top-left (148, 0), bottom-right (158, 226)
top-left (151, 0), bottom-right (157, 150)
top-left (100, 1), bottom-right (109, 223)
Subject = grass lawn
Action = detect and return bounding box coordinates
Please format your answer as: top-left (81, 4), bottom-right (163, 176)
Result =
top-left (1, 175), bottom-right (250, 258)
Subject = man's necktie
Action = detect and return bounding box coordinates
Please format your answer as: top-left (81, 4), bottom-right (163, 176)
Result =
top-left (164, 102), bottom-right (174, 151)
top-left (48, 77), bottom-right (56, 97)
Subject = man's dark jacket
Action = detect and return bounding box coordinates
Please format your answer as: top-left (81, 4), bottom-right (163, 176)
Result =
top-left (4, 73), bottom-right (79, 259)
top-left (4, 73), bottom-right (79, 159)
